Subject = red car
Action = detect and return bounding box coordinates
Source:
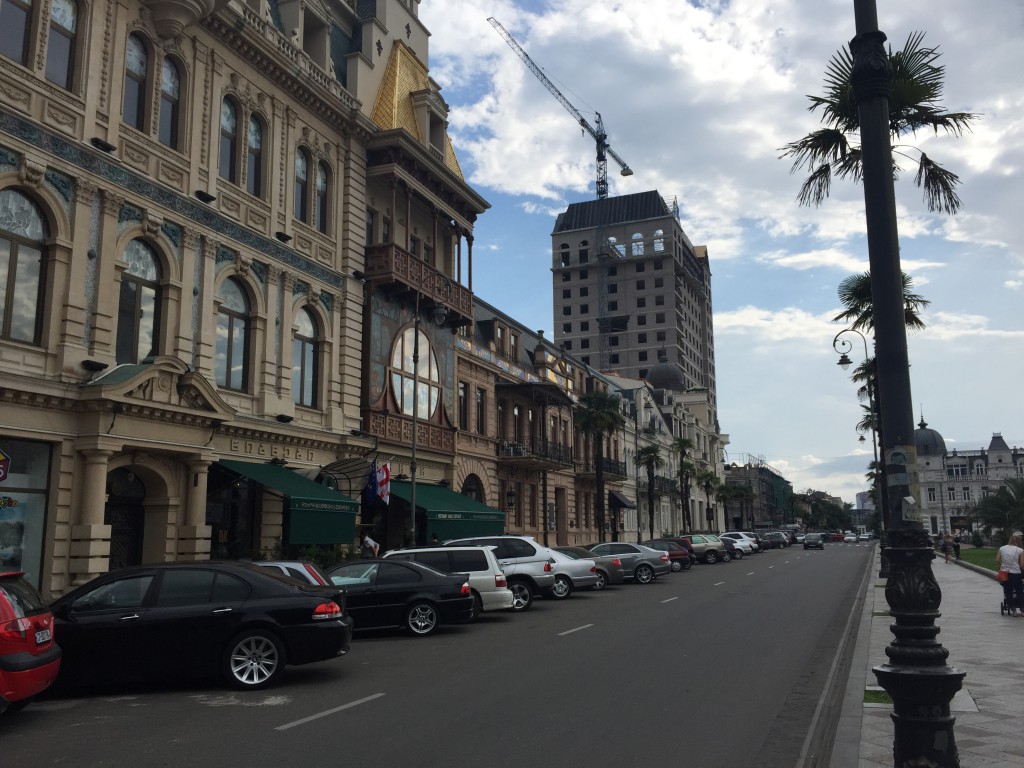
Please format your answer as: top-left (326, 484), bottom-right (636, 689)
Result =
top-left (1, 571), bottom-right (61, 714)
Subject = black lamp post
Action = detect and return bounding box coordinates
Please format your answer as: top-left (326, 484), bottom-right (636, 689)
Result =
top-left (506, 486), bottom-right (517, 521)
top-left (850, 1), bottom-right (963, 764)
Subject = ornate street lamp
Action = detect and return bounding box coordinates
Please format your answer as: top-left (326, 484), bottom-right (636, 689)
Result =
top-left (850, 1), bottom-right (963, 763)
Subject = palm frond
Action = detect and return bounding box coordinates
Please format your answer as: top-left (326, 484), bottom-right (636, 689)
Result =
top-left (915, 153), bottom-right (963, 214)
top-left (795, 164), bottom-right (833, 207)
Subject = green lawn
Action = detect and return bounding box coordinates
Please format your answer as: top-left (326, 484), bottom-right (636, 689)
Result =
top-left (956, 546), bottom-right (997, 571)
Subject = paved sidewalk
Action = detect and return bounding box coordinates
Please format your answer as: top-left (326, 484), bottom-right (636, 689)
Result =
top-left (835, 549), bottom-right (1024, 767)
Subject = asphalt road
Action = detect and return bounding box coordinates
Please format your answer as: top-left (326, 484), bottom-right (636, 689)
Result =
top-left (3, 542), bottom-right (874, 768)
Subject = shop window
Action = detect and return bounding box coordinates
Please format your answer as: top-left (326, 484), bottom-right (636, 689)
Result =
top-left (0, 438), bottom-right (50, 587)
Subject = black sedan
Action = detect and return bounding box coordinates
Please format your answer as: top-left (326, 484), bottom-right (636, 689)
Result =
top-left (326, 560), bottom-right (474, 637)
top-left (51, 561), bottom-right (353, 690)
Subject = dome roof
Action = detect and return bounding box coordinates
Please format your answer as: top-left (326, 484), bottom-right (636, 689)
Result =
top-left (644, 354), bottom-right (686, 392)
top-left (915, 417), bottom-right (947, 458)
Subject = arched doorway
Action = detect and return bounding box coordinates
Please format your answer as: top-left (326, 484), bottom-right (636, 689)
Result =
top-left (105, 467), bottom-right (146, 571)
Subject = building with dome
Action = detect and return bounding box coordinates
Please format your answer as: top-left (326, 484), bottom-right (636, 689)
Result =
top-left (915, 419), bottom-right (1024, 534)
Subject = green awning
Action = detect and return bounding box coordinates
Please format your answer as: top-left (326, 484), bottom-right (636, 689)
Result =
top-left (218, 460), bottom-right (358, 545)
top-left (388, 481), bottom-right (505, 539)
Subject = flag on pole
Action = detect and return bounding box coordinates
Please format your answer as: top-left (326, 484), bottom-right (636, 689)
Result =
top-left (376, 462), bottom-right (391, 506)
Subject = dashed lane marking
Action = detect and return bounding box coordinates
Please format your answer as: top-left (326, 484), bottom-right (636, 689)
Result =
top-left (558, 623), bottom-right (594, 636)
top-left (661, 596), bottom-right (679, 603)
top-left (275, 693), bottom-right (386, 731)
top-left (714, 581), bottom-right (725, 586)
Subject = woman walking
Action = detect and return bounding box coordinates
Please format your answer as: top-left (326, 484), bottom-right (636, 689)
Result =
top-left (995, 533), bottom-right (1024, 617)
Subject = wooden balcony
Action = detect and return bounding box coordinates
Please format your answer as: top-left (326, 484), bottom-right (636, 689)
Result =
top-left (365, 243), bottom-right (473, 327)
top-left (366, 410), bottom-right (456, 455)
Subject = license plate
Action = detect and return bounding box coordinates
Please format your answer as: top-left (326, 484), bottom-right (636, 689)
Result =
top-left (35, 628), bottom-right (51, 644)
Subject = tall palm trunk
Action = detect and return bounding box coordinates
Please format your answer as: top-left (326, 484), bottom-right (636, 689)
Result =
top-left (595, 437), bottom-right (606, 544)
top-left (647, 462), bottom-right (656, 540)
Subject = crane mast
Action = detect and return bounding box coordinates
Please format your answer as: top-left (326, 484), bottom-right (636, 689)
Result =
top-left (488, 17), bottom-right (633, 199)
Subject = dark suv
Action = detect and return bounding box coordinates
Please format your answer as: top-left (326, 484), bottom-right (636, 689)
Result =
top-left (1, 571), bottom-right (61, 714)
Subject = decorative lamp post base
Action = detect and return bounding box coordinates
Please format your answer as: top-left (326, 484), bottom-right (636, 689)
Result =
top-left (873, 528), bottom-right (964, 767)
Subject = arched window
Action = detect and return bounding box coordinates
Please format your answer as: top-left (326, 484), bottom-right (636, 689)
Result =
top-left (158, 58), bottom-right (180, 148)
top-left (116, 239), bottom-right (161, 364)
top-left (123, 34), bottom-right (148, 130)
top-left (293, 148), bottom-right (309, 222)
top-left (215, 277), bottom-right (249, 391)
top-left (0, 189), bottom-right (47, 344)
top-left (315, 161), bottom-right (329, 234)
top-left (246, 115), bottom-right (263, 198)
top-left (219, 98), bottom-right (238, 182)
top-left (390, 325), bottom-right (439, 419)
top-left (292, 307), bottom-right (319, 408)
top-left (631, 232), bottom-right (644, 256)
top-left (653, 229), bottom-right (665, 252)
top-left (45, 0), bottom-right (77, 88)
top-left (461, 474), bottom-right (484, 503)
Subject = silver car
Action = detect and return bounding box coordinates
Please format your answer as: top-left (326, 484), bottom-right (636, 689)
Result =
top-left (545, 549), bottom-right (599, 599)
top-left (554, 546), bottom-right (626, 590)
top-left (443, 535), bottom-right (556, 612)
top-left (584, 542), bottom-right (671, 583)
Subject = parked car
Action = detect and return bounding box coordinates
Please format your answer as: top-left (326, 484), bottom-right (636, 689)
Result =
top-left (1, 571), bottom-right (61, 714)
top-left (761, 532), bottom-right (788, 549)
top-left (51, 562), bottom-right (352, 690)
top-left (678, 534), bottom-right (729, 564)
top-left (382, 546), bottom-right (513, 616)
top-left (709, 535), bottom-right (741, 560)
top-left (830, 532), bottom-right (846, 542)
top-left (858, 532), bottom-right (872, 542)
top-left (327, 559), bottom-right (473, 636)
top-left (719, 532), bottom-right (760, 554)
top-left (843, 533), bottom-right (859, 543)
top-left (803, 533), bottom-right (825, 550)
top-left (641, 540), bottom-right (693, 571)
top-left (443, 536), bottom-right (556, 612)
top-left (553, 546), bottom-right (625, 590)
top-left (252, 560), bottom-right (330, 586)
top-left (545, 549), bottom-right (599, 598)
top-left (585, 543), bottom-right (671, 583)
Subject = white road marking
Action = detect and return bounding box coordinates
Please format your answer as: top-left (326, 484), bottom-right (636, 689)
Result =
top-left (558, 623), bottom-right (594, 636)
top-left (714, 581), bottom-right (725, 586)
top-left (747, 572), bottom-right (755, 576)
top-left (194, 693), bottom-right (291, 708)
top-left (661, 596), bottom-right (679, 603)
top-left (275, 693), bottom-right (386, 730)
top-left (769, 565), bottom-right (775, 569)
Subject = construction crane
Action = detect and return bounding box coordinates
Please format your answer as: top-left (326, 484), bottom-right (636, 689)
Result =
top-left (488, 17), bottom-right (633, 200)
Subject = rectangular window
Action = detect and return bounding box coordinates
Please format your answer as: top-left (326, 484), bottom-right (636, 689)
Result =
top-left (365, 210), bottom-right (375, 244)
top-left (609, 353), bottom-right (619, 364)
top-left (562, 322), bottom-right (572, 333)
top-left (608, 301), bottom-right (618, 311)
top-left (510, 333), bottom-right (519, 361)
top-left (382, 217), bottom-right (391, 243)
top-left (562, 271), bottom-right (571, 282)
top-left (562, 289), bottom-right (571, 299)
top-left (635, 263), bottom-right (645, 273)
top-left (639, 350), bottom-right (648, 361)
top-left (580, 287), bottom-right (589, 297)
top-left (609, 336), bottom-right (619, 347)
top-left (654, 277), bottom-right (664, 288)
top-left (927, 487), bottom-right (936, 502)
top-left (580, 269), bottom-right (588, 279)
top-left (638, 333), bottom-right (647, 344)
top-left (947, 487), bottom-right (956, 501)
top-left (563, 340), bottom-right (572, 350)
top-left (637, 315), bottom-right (647, 326)
top-left (409, 236), bottom-right (420, 257)
top-left (607, 266), bottom-right (616, 276)
top-left (656, 313), bottom-right (665, 324)
top-left (608, 284), bottom-right (617, 294)
top-left (581, 339), bottom-right (589, 349)
top-left (458, 382), bottom-right (468, 430)
top-left (562, 306), bottom-right (571, 316)
top-left (655, 295), bottom-right (665, 306)
top-left (475, 388), bottom-right (486, 434)
top-left (656, 331), bottom-right (666, 342)
top-left (580, 321), bottom-right (590, 331)
top-left (637, 298), bottom-right (646, 308)
top-left (636, 280), bottom-right (645, 290)
top-left (580, 304), bottom-right (589, 314)
top-left (961, 487), bottom-right (970, 501)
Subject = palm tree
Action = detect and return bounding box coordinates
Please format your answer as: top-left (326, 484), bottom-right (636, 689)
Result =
top-left (576, 391), bottom-right (626, 543)
top-left (833, 271), bottom-right (930, 333)
top-left (733, 483), bottom-right (756, 530)
top-left (696, 469), bottom-right (719, 532)
top-left (636, 444), bottom-right (664, 541)
top-left (973, 479), bottom-right (1024, 540)
top-left (780, 31), bottom-right (976, 215)
top-left (715, 484), bottom-right (737, 529)
top-left (672, 437), bottom-right (694, 534)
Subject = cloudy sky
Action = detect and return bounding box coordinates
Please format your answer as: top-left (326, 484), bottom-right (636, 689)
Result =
top-left (418, 0), bottom-right (1024, 505)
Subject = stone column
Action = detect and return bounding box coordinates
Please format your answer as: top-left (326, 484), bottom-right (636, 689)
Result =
top-left (177, 457), bottom-right (213, 560)
top-left (69, 448), bottom-right (114, 584)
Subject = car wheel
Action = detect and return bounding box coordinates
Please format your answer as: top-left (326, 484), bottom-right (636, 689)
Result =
top-left (670, 560), bottom-right (682, 572)
top-left (704, 551), bottom-right (718, 564)
top-left (634, 564), bottom-right (654, 584)
top-left (470, 592), bottom-right (483, 620)
top-left (224, 629), bottom-right (285, 690)
top-left (508, 580), bottom-right (533, 611)
top-left (550, 575), bottom-right (573, 599)
top-left (406, 601), bottom-right (439, 636)
top-left (721, 551), bottom-right (732, 563)
top-left (733, 549), bottom-right (743, 559)
top-left (591, 570), bottom-right (608, 591)
top-left (682, 559), bottom-right (693, 570)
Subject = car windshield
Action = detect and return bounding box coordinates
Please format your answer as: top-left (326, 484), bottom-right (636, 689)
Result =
top-left (555, 548), bottom-right (587, 559)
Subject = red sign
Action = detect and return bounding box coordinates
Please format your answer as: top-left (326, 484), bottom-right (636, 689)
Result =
top-left (0, 448), bottom-right (9, 483)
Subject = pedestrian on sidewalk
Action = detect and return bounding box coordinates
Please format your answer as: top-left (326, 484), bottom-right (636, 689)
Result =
top-left (953, 533), bottom-right (961, 560)
top-left (995, 533), bottom-right (1024, 617)
top-left (942, 533), bottom-right (953, 564)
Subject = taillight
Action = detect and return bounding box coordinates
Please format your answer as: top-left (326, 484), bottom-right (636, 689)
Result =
top-left (590, 566), bottom-right (597, 573)
top-left (544, 560), bottom-right (553, 572)
top-left (0, 616), bottom-right (31, 641)
top-left (495, 573), bottom-right (507, 588)
top-left (312, 601), bottom-right (341, 620)
top-left (460, 582), bottom-right (471, 596)
top-left (612, 558), bottom-right (621, 567)
top-left (659, 554), bottom-right (669, 562)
